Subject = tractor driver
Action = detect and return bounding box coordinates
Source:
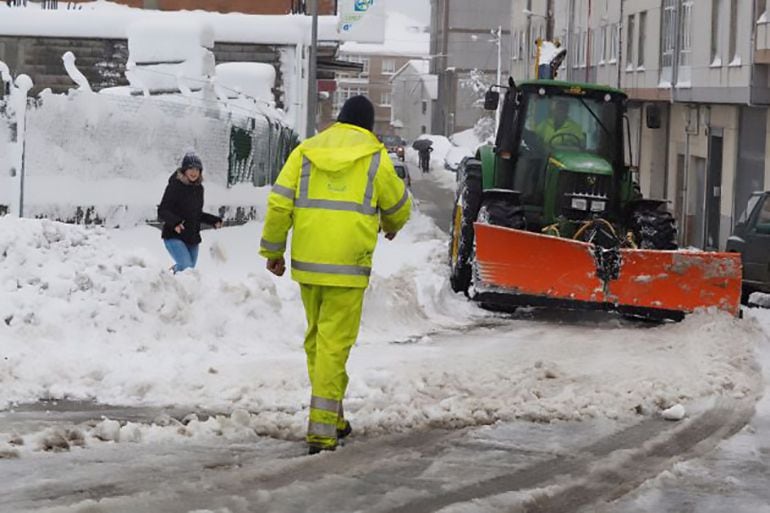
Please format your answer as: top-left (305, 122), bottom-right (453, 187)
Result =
top-left (536, 99), bottom-right (586, 150)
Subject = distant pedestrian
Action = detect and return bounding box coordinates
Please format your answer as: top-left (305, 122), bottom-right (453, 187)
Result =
top-left (158, 152), bottom-right (223, 273)
top-left (418, 146), bottom-right (433, 173)
top-left (259, 95), bottom-right (411, 455)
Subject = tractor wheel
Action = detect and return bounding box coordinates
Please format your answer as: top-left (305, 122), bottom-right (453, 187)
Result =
top-left (630, 207), bottom-right (678, 250)
top-left (449, 160), bottom-right (482, 294)
top-left (477, 193), bottom-right (526, 230)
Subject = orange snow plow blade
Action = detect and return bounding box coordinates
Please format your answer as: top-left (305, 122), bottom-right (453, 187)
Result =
top-left (473, 223), bottom-right (742, 318)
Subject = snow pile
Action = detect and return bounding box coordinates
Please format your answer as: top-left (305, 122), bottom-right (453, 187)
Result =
top-left (215, 63), bottom-right (276, 104)
top-left (0, 208), bottom-right (765, 452)
top-left (451, 126), bottom-right (488, 155)
top-left (0, 211), bottom-right (474, 425)
top-left (749, 292), bottom-right (770, 308)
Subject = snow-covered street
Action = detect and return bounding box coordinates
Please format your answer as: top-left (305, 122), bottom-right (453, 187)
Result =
top-left (0, 165), bottom-right (769, 512)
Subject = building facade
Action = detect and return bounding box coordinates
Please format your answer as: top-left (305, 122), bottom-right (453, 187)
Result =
top-left (511, 0), bottom-right (770, 251)
top-left (390, 60), bottom-right (437, 142)
top-left (431, 0), bottom-right (512, 135)
top-left (335, 52), bottom-right (412, 135)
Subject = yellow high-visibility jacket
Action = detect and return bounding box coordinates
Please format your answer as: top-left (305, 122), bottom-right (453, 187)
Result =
top-left (536, 117), bottom-right (586, 148)
top-left (259, 122), bottom-right (411, 288)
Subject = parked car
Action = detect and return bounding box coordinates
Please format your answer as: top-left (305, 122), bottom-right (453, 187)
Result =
top-left (393, 161), bottom-right (411, 188)
top-left (726, 191), bottom-right (770, 303)
top-left (379, 134), bottom-right (405, 161)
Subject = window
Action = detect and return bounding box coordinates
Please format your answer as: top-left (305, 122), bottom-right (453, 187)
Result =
top-left (679, 0), bottom-right (693, 68)
top-left (711, 0), bottom-right (722, 64)
top-left (569, 32), bottom-right (580, 68)
top-left (421, 100), bottom-right (427, 115)
top-left (609, 23), bottom-right (618, 62)
top-left (381, 59), bottom-right (396, 74)
top-left (334, 86), bottom-right (368, 114)
top-left (759, 0), bottom-right (768, 22)
top-left (421, 125), bottom-right (427, 134)
top-left (342, 54), bottom-right (369, 76)
top-left (729, 0), bottom-right (738, 63)
top-left (380, 91), bottom-right (392, 106)
top-left (637, 11), bottom-right (646, 67)
top-left (626, 14), bottom-right (635, 70)
top-left (661, 0), bottom-right (676, 70)
top-left (598, 25), bottom-right (607, 64)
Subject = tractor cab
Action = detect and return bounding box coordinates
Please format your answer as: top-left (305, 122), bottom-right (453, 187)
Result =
top-left (483, 80), bottom-right (634, 237)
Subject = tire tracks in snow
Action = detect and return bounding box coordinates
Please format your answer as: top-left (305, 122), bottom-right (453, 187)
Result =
top-left (379, 398), bottom-right (756, 513)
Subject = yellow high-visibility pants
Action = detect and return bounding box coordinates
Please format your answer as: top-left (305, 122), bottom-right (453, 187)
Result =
top-left (300, 284), bottom-right (365, 449)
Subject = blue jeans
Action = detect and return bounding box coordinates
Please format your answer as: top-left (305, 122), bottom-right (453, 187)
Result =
top-left (164, 239), bottom-right (199, 272)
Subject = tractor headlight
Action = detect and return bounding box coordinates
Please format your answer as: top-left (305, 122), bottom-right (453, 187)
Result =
top-left (571, 198), bottom-right (588, 210)
top-left (590, 200), bottom-right (606, 212)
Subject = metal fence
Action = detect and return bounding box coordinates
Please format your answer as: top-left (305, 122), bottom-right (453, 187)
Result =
top-left (228, 116), bottom-right (299, 187)
top-left (1, 90), bottom-right (299, 224)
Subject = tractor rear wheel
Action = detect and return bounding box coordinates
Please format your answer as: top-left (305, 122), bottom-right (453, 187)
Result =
top-left (631, 207), bottom-right (678, 250)
top-left (449, 160), bottom-right (482, 294)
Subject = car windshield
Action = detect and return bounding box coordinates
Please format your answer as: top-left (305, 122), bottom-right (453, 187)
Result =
top-left (393, 164), bottom-right (406, 179)
top-left (520, 92), bottom-right (619, 162)
top-left (381, 135), bottom-right (402, 146)
top-left (757, 196), bottom-right (770, 226)
top-left (737, 194), bottom-right (762, 224)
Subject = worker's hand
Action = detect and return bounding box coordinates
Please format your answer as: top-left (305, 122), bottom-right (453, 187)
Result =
top-left (174, 223), bottom-right (185, 234)
top-left (266, 257), bottom-right (286, 277)
top-left (385, 232), bottom-right (397, 241)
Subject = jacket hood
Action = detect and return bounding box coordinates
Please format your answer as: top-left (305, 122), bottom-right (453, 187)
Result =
top-left (171, 169), bottom-right (203, 185)
top-left (299, 123), bottom-right (384, 172)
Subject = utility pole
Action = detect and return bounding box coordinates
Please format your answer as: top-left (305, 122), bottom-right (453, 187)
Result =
top-left (546, 0), bottom-right (554, 40)
top-left (306, 0), bottom-right (318, 138)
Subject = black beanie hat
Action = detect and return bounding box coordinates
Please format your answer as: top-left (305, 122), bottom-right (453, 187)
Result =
top-left (181, 152), bottom-right (203, 171)
top-left (337, 95), bottom-right (375, 132)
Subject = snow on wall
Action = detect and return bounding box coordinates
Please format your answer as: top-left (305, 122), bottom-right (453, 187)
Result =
top-left (126, 19), bottom-right (216, 94)
top-left (13, 88), bottom-right (294, 226)
top-left (215, 63), bottom-right (276, 104)
top-left (25, 90), bottom-right (230, 185)
top-left (0, 112), bottom-right (10, 211)
top-left (0, 2), bottom-right (340, 46)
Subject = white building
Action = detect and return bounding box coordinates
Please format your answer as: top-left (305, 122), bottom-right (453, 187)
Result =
top-left (390, 60), bottom-right (437, 142)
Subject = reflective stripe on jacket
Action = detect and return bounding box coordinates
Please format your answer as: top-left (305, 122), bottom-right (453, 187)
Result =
top-left (259, 122), bottom-right (411, 287)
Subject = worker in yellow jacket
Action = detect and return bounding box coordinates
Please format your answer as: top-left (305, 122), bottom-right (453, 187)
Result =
top-left (259, 95), bottom-right (411, 454)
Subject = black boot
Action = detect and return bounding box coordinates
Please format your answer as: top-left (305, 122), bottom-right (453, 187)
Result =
top-left (337, 420), bottom-right (352, 439)
top-left (308, 444), bottom-right (336, 455)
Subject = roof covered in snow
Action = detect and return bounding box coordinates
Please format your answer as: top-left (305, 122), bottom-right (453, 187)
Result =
top-left (0, 0), bottom-right (340, 45)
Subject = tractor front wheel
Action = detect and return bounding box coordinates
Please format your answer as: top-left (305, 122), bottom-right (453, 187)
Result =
top-left (630, 207), bottom-right (678, 250)
top-left (449, 160), bottom-right (482, 294)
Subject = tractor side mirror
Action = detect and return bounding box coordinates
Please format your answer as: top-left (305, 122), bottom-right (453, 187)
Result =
top-left (646, 104), bottom-right (662, 129)
top-left (484, 90), bottom-right (500, 111)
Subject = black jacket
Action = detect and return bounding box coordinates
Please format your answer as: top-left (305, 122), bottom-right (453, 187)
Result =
top-left (158, 171), bottom-right (222, 245)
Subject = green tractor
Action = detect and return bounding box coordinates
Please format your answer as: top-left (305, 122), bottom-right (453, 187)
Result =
top-left (448, 76), bottom-right (741, 318)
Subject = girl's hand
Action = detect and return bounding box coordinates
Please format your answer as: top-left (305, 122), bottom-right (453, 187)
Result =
top-left (174, 223), bottom-right (185, 234)
top-left (214, 221), bottom-right (223, 229)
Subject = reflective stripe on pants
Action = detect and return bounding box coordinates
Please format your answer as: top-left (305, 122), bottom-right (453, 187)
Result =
top-left (300, 284), bottom-right (365, 448)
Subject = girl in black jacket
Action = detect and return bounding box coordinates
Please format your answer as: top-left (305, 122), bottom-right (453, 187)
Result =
top-left (158, 152), bottom-right (222, 272)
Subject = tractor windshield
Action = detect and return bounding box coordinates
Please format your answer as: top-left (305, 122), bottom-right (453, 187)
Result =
top-left (511, 91), bottom-right (620, 205)
top-left (522, 92), bottom-right (618, 159)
